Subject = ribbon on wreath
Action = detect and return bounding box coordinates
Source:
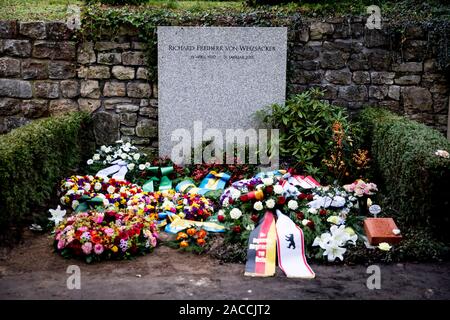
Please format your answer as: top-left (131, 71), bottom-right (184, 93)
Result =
top-left (96, 160), bottom-right (128, 180)
top-left (244, 211), bottom-right (277, 277)
top-left (142, 166), bottom-right (174, 192)
top-left (176, 171), bottom-right (231, 195)
top-left (74, 195), bottom-right (105, 213)
top-left (275, 210), bottom-right (315, 279)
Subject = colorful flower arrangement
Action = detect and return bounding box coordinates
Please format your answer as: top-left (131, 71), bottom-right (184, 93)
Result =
top-left (174, 227), bottom-right (209, 254)
top-left (54, 209), bottom-right (158, 263)
top-left (217, 174), bottom-right (380, 262)
top-left (60, 175), bottom-right (143, 211)
top-left (343, 179), bottom-right (378, 197)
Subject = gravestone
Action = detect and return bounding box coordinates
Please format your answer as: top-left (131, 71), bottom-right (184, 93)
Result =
top-left (158, 26), bottom-right (287, 159)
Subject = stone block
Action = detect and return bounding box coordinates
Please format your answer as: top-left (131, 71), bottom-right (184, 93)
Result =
top-left (127, 82), bottom-right (151, 98)
top-left (49, 61), bottom-right (76, 79)
top-left (94, 41), bottom-right (130, 51)
top-left (92, 111), bottom-right (120, 145)
top-left (48, 99), bottom-right (78, 115)
top-left (309, 22), bottom-right (334, 40)
top-left (19, 22), bottom-right (46, 39)
top-left (394, 75), bottom-right (421, 85)
top-left (33, 41), bottom-right (76, 60)
top-left (0, 57), bottom-right (21, 77)
top-left (0, 21), bottom-right (17, 38)
top-left (33, 81), bottom-right (59, 98)
top-left (0, 98), bottom-right (21, 116)
top-left (338, 85), bottom-right (368, 101)
top-left (320, 51), bottom-right (349, 69)
top-left (60, 80), bottom-right (80, 98)
top-left (46, 21), bottom-right (73, 40)
top-left (78, 66), bottom-right (110, 79)
top-left (369, 85), bottom-right (388, 100)
top-left (3, 39), bottom-right (31, 57)
top-left (352, 71), bottom-right (370, 84)
top-left (21, 59), bottom-right (48, 79)
top-left (112, 66), bottom-right (135, 80)
top-left (103, 81), bottom-right (126, 97)
top-left (122, 51), bottom-right (145, 65)
top-left (0, 79), bottom-right (32, 98)
top-left (371, 71), bottom-right (395, 85)
top-left (401, 86), bottom-right (433, 111)
top-left (120, 113), bottom-right (137, 126)
top-left (77, 42), bottom-right (96, 64)
top-left (78, 98), bottom-right (101, 113)
top-left (325, 70), bottom-right (352, 84)
top-left (80, 80), bottom-right (100, 98)
top-left (20, 99), bottom-right (48, 118)
top-left (97, 52), bottom-right (122, 65)
top-left (116, 104), bottom-right (139, 113)
top-left (136, 119), bottom-right (157, 138)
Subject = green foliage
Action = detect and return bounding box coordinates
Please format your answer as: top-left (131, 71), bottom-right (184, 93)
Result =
top-left (0, 112), bottom-right (94, 241)
top-left (359, 107), bottom-right (450, 240)
top-left (256, 88), bottom-right (367, 183)
top-left (86, 0), bottom-right (149, 5)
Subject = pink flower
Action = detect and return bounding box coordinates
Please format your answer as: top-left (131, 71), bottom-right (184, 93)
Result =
top-left (57, 239), bottom-right (66, 250)
top-left (94, 213), bottom-right (104, 224)
top-left (81, 242), bottom-right (92, 255)
top-left (55, 233), bottom-right (61, 241)
top-left (78, 226), bottom-right (88, 232)
top-left (149, 235), bottom-right (157, 248)
top-left (104, 227), bottom-right (114, 237)
top-left (94, 244), bottom-right (104, 255)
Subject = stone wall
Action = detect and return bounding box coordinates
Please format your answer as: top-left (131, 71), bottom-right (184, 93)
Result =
top-left (288, 18), bottom-right (449, 134)
top-left (0, 20), bottom-right (157, 150)
top-left (1, 18), bottom-right (449, 148)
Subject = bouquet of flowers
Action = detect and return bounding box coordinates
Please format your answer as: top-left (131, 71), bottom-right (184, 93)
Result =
top-left (173, 227), bottom-right (209, 254)
top-left (54, 209), bottom-right (158, 263)
top-left (86, 140), bottom-right (150, 182)
top-left (60, 175), bottom-right (143, 211)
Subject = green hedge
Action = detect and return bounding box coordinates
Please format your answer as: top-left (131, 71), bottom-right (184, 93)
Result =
top-left (360, 107), bottom-right (450, 239)
top-left (0, 112), bottom-right (94, 240)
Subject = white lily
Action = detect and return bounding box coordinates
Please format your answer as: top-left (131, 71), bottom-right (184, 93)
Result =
top-left (48, 205), bottom-right (66, 226)
top-left (323, 240), bottom-right (347, 262)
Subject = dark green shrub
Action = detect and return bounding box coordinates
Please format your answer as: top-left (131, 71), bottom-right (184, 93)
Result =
top-left (359, 107), bottom-right (450, 239)
top-left (256, 88), bottom-right (367, 183)
top-left (0, 112), bottom-right (94, 241)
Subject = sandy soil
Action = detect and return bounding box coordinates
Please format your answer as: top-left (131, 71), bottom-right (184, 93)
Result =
top-left (1, 232), bottom-right (450, 300)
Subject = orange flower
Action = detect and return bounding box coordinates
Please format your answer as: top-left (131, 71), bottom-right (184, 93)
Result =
top-left (186, 228), bottom-right (197, 237)
top-left (196, 229), bottom-right (207, 239)
top-left (176, 232), bottom-right (188, 241)
top-left (180, 240), bottom-right (189, 248)
top-left (197, 238), bottom-right (206, 246)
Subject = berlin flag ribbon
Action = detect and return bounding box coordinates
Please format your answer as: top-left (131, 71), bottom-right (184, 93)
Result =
top-left (275, 209), bottom-right (315, 278)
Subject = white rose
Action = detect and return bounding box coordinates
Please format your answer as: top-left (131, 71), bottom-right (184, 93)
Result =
top-left (217, 209), bottom-right (225, 217)
top-left (145, 162), bottom-right (151, 168)
top-left (230, 208), bottom-right (242, 220)
top-left (302, 219), bottom-right (310, 226)
top-left (222, 198), bottom-right (230, 208)
top-left (72, 200), bottom-right (79, 210)
top-left (133, 153), bottom-right (140, 161)
top-left (83, 183), bottom-right (91, 192)
top-left (87, 159), bottom-right (93, 165)
top-left (103, 199), bottom-right (110, 207)
top-left (262, 178), bottom-right (273, 186)
top-left (93, 154), bottom-right (100, 161)
top-left (139, 164), bottom-right (146, 170)
top-left (122, 147), bottom-right (130, 153)
top-left (253, 201), bottom-right (263, 211)
top-left (266, 199), bottom-right (275, 209)
top-left (273, 185), bottom-right (283, 195)
top-left (288, 200), bottom-right (298, 210)
top-left (100, 145), bottom-right (107, 152)
top-left (308, 208), bottom-right (318, 215)
top-left (106, 155), bottom-right (112, 162)
top-left (120, 153), bottom-right (128, 160)
top-left (107, 185), bottom-right (115, 194)
top-left (127, 163), bottom-right (135, 170)
top-left (230, 188), bottom-right (241, 199)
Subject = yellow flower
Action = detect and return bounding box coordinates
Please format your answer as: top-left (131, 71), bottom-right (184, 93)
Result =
top-left (111, 246), bottom-right (118, 253)
top-left (378, 242), bottom-right (392, 251)
top-left (327, 216), bottom-right (340, 224)
top-left (114, 202), bottom-right (119, 207)
top-left (367, 198), bottom-right (373, 207)
top-left (344, 227), bottom-right (355, 236)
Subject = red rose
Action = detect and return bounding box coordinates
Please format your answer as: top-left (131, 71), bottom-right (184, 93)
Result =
top-left (296, 212), bottom-right (304, 220)
top-left (265, 185), bottom-right (273, 194)
top-left (298, 193), bottom-right (307, 200)
top-left (306, 194), bottom-right (314, 201)
top-left (218, 215), bottom-right (225, 223)
top-left (278, 196), bottom-right (286, 205)
top-left (307, 220), bottom-right (315, 230)
top-left (232, 226), bottom-right (242, 233)
top-left (251, 214), bottom-right (259, 223)
top-left (319, 209), bottom-right (327, 216)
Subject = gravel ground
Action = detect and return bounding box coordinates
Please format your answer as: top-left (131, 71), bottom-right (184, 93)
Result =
top-left (1, 232), bottom-right (450, 300)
